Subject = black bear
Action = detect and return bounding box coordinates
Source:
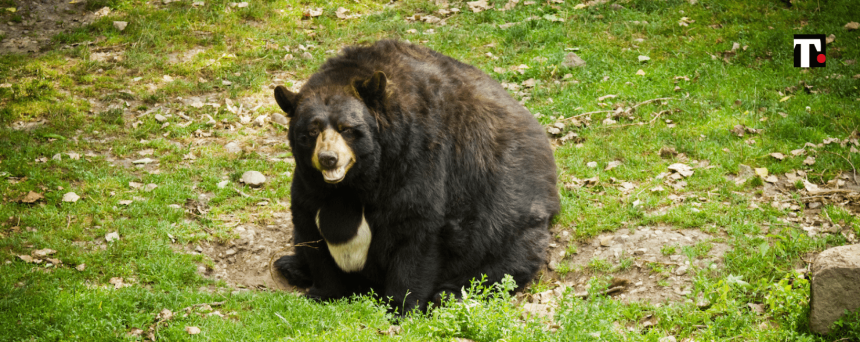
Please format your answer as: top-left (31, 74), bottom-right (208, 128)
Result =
top-left (273, 40), bottom-right (559, 314)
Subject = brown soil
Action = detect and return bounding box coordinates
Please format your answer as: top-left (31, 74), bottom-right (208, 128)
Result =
top-left (0, 0), bottom-right (112, 54)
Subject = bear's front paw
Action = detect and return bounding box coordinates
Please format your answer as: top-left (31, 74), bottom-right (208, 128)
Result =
top-left (274, 254), bottom-right (313, 288)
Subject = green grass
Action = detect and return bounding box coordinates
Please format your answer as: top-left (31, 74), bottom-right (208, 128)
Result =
top-left (2, 0), bottom-right (860, 340)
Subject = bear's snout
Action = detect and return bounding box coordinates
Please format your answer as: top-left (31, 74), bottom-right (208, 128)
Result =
top-left (318, 151), bottom-right (338, 169)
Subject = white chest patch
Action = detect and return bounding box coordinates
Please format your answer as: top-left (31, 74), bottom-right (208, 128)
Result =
top-left (316, 209), bottom-right (372, 272)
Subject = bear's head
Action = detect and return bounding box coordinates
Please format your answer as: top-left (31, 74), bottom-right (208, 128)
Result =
top-left (274, 71), bottom-right (387, 185)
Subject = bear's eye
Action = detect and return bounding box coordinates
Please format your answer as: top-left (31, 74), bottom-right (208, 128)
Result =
top-left (308, 128), bottom-right (320, 137)
top-left (340, 127), bottom-right (353, 135)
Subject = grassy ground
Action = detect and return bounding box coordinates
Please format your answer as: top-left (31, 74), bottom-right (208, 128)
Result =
top-left (1, 0), bottom-right (860, 340)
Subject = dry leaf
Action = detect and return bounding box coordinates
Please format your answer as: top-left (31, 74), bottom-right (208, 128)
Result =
top-left (605, 160), bottom-right (622, 171)
top-left (158, 309), bottom-right (174, 321)
top-left (803, 156), bottom-right (815, 165)
top-left (21, 191), bottom-right (44, 203)
top-left (770, 152), bottom-right (785, 160)
top-left (32, 249), bottom-right (57, 258)
top-left (186, 326), bottom-right (201, 335)
top-left (467, 0), bottom-right (490, 12)
top-left (845, 22), bottom-right (859, 31)
top-left (755, 167), bottom-right (768, 178)
top-left (110, 277), bottom-right (125, 289)
top-left (636, 69), bottom-right (646, 76)
top-left (668, 163), bottom-right (694, 177)
top-left (650, 186), bottom-right (665, 192)
top-left (764, 175), bottom-right (778, 183)
top-left (76, 264), bottom-right (86, 271)
top-left (597, 94), bottom-right (618, 101)
top-left (18, 255), bottom-right (35, 263)
top-left (304, 7), bottom-right (323, 17)
top-left (790, 149), bottom-right (805, 156)
top-left (587, 161), bottom-right (598, 168)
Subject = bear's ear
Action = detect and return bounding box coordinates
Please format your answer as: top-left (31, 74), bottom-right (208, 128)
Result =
top-left (274, 85), bottom-right (298, 117)
top-left (352, 71), bottom-right (387, 102)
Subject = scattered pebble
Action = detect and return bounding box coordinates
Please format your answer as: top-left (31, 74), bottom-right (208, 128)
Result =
top-left (240, 171), bottom-right (266, 187)
top-left (62, 192), bottom-right (80, 203)
top-left (225, 142), bottom-right (241, 154)
top-left (105, 232), bottom-right (120, 242)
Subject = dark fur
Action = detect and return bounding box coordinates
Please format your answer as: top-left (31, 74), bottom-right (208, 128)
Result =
top-left (274, 40), bottom-right (560, 314)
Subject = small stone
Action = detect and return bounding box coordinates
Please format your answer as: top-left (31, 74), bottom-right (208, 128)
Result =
top-left (253, 115), bottom-right (268, 126)
top-left (195, 245), bottom-right (203, 252)
top-left (105, 232), bottom-right (120, 242)
top-left (62, 192), bottom-right (80, 203)
top-left (600, 236), bottom-right (613, 247)
top-left (113, 21), bottom-right (128, 31)
top-left (809, 244), bottom-right (860, 334)
top-left (738, 164), bottom-right (754, 179)
top-left (675, 266), bottom-right (688, 276)
top-left (76, 264), bottom-right (85, 271)
top-left (271, 113), bottom-right (289, 126)
top-left (562, 52), bottom-right (586, 68)
top-left (808, 202), bottom-right (822, 209)
top-left (225, 142), bottom-right (241, 154)
top-left (217, 180), bottom-right (229, 189)
top-left (225, 249), bottom-right (236, 256)
top-left (240, 171), bottom-right (266, 187)
top-left (634, 248), bottom-right (647, 255)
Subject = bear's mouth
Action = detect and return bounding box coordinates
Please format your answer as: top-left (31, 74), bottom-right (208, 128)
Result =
top-left (321, 160), bottom-right (354, 184)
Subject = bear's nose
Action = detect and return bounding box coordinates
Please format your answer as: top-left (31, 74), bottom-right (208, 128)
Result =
top-left (318, 151), bottom-right (338, 169)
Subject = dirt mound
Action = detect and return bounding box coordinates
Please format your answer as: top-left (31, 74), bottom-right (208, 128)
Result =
top-left (187, 212), bottom-right (296, 291)
top-left (543, 225), bottom-right (731, 304)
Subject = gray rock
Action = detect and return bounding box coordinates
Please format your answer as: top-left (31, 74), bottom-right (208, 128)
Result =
top-left (634, 248), bottom-right (647, 255)
top-left (62, 192), bottom-right (80, 203)
top-left (224, 142), bottom-right (241, 154)
top-left (240, 171), bottom-right (266, 187)
top-left (808, 202), bottom-right (822, 209)
top-left (738, 164), bottom-right (754, 180)
top-left (810, 244), bottom-right (860, 334)
top-left (105, 232), bottom-right (120, 242)
top-left (271, 113), bottom-right (289, 126)
top-left (599, 236), bottom-right (613, 247)
top-left (113, 21), bottom-right (128, 31)
top-left (562, 52), bottom-right (586, 68)
top-left (675, 265), bottom-right (688, 276)
top-left (225, 249), bottom-right (236, 256)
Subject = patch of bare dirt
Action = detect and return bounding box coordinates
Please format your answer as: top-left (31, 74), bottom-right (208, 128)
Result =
top-left (0, 0), bottom-right (112, 54)
top-left (539, 225), bottom-right (730, 305)
top-left (186, 211), bottom-right (296, 291)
